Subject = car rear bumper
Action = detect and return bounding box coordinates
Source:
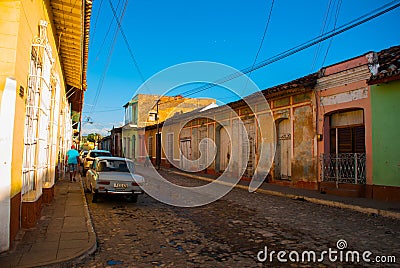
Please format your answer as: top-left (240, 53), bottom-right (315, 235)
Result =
top-left (96, 189), bottom-right (144, 195)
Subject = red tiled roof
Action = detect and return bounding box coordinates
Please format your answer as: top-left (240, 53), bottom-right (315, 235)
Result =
top-left (369, 45), bottom-right (400, 84)
top-left (260, 73), bottom-right (318, 98)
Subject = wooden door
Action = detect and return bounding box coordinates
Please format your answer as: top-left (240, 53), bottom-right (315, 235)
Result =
top-left (243, 120), bottom-right (255, 177)
top-left (180, 139), bottom-right (191, 170)
top-left (276, 119), bottom-right (291, 179)
top-left (219, 127), bottom-right (230, 172)
top-left (198, 127), bottom-right (208, 171)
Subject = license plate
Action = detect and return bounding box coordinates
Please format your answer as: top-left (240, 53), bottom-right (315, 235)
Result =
top-left (114, 183), bottom-right (128, 189)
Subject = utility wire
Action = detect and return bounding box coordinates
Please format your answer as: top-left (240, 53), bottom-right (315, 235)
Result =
top-left (310, 0), bottom-right (333, 72)
top-left (249, 0), bottom-right (275, 78)
top-left (90, 0), bottom-right (104, 45)
top-left (154, 0), bottom-right (276, 108)
top-left (314, 0), bottom-right (342, 141)
top-left (108, 0), bottom-right (149, 90)
top-left (83, 108), bottom-right (122, 113)
top-left (243, 0), bottom-right (275, 91)
top-left (89, 0), bottom-right (128, 114)
top-left (180, 0), bottom-right (400, 98)
top-left (90, 0), bottom-right (399, 112)
top-left (95, 0), bottom-right (123, 60)
top-left (321, 0), bottom-right (342, 67)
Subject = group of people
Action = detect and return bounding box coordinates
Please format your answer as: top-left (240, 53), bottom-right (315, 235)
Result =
top-left (65, 144), bottom-right (80, 182)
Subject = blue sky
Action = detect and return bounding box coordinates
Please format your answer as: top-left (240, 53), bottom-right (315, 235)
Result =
top-left (83, 0), bottom-right (400, 135)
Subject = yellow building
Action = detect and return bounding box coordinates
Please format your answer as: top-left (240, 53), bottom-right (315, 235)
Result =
top-left (122, 94), bottom-right (216, 163)
top-left (0, 0), bottom-right (92, 252)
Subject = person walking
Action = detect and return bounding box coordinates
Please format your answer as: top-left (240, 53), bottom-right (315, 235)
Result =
top-left (66, 144), bottom-right (80, 182)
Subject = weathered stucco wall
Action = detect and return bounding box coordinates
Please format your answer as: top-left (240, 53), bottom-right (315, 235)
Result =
top-left (136, 94), bottom-right (215, 128)
top-left (154, 91), bottom-right (317, 185)
top-left (292, 105), bottom-right (316, 182)
top-left (271, 92), bottom-right (317, 184)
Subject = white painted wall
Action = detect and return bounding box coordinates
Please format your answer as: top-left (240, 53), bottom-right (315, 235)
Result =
top-left (0, 78), bottom-right (17, 252)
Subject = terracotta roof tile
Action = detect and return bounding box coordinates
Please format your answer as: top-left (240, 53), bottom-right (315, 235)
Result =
top-left (369, 45), bottom-right (400, 84)
top-left (260, 73), bottom-right (318, 98)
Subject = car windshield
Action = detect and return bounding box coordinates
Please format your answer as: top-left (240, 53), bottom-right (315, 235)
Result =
top-left (97, 160), bottom-right (133, 172)
top-left (91, 151), bottom-right (112, 157)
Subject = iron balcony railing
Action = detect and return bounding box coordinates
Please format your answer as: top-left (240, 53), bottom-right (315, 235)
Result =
top-left (321, 153), bottom-right (366, 184)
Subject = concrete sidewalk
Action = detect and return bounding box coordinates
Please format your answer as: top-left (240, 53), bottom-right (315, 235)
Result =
top-left (164, 168), bottom-right (400, 220)
top-left (0, 176), bottom-right (96, 268)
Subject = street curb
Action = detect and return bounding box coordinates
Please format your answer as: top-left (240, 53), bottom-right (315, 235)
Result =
top-left (170, 170), bottom-right (400, 220)
top-left (71, 179), bottom-right (98, 263)
top-left (62, 179), bottom-right (98, 265)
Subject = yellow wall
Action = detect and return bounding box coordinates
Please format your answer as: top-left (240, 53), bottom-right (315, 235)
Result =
top-left (0, 0), bottom-right (68, 197)
top-left (1, 1), bottom-right (23, 198)
top-left (122, 126), bottom-right (136, 158)
top-left (0, 1), bottom-right (20, 111)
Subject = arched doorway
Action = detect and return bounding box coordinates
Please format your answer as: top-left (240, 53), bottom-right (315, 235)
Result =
top-left (180, 138), bottom-right (191, 170)
top-left (219, 126), bottom-right (230, 172)
top-left (275, 119), bottom-right (291, 180)
top-left (321, 109), bottom-right (366, 184)
top-left (215, 124), bottom-right (230, 173)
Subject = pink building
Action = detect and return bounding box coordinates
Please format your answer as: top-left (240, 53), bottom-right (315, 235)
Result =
top-left (316, 53), bottom-right (375, 197)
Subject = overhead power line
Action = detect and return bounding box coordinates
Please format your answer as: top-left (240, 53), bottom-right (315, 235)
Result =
top-left (321, 0), bottom-right (343, 67)
top-left (181, 0), bottom-right (400, 98)
top-left (249, 0), bottom-right (275, 77)
top-left (108, 0), bottom-right (148, 87)
top-left (84, 108), bottom-right (122, 113)
top-left (310, 0), bottom-right (334, 72)
top-left (94, 0), bottom-right (123, 60)
top-left (241, 0), bottom-right (275, 94)
top-left (89, 0), bottom-right (104, 46)
top-left (89, 0), bottom-right (128, 115)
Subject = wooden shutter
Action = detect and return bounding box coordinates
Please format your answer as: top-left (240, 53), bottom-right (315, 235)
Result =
top-left (354, 126), bottom-right (365, 153)
top-left (338, 128), bottom-right (352, 153)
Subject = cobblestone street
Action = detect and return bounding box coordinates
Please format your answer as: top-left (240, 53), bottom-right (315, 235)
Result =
top-left (77, 170), bottom-right (400, 267)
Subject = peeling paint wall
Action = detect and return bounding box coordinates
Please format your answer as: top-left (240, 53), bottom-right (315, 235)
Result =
top-left (292, 105), bottom-right (316, 182)
top-left (320, 87), bottom-right (368, 106)
top-left (149, 90), bottom-right (318, 186)
top-left (271, 92), bottom-right (317, 184)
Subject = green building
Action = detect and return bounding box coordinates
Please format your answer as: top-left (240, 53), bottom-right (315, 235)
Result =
top-left (369, 45), bottom-right (400, 202)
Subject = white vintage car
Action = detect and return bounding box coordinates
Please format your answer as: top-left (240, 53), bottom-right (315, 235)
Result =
top-left (84, 156), bottom-right (144, 203)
